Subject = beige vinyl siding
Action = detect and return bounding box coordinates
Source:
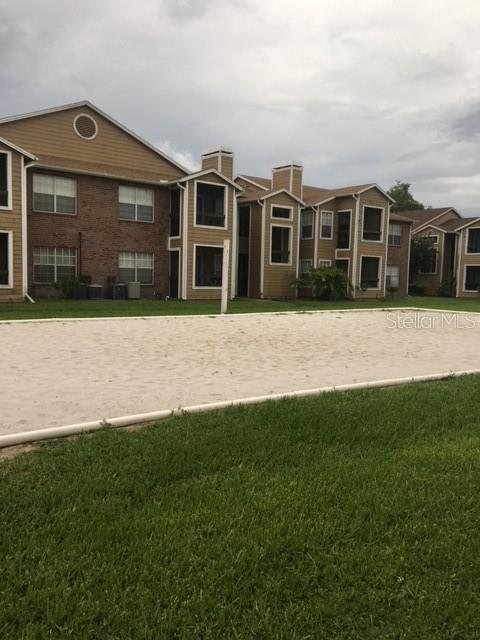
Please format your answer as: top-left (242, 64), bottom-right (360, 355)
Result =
top-left (353, 189), bottom-right (390, 298)
top-left (0, 143), bottom-right (23, 301)
top-left (0, 106), bottom-right (186, 183)
top-left (262, 192), bottom-right (299, 298)
top-left (185, 171), bottom-right (234, 300)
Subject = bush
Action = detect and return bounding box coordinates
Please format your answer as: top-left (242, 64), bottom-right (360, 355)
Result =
top-left (55, 276), bottom-right (80, 299)
top-left (408, 283), bottom-right (426, 296)
top-left (294, 267), bottom-right (352, 300)
top-left (439, 275), bottom-right (456, 297)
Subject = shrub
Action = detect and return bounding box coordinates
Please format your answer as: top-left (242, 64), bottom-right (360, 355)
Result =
top-left (439, 275), bottom-right (456, 297)
top-left (408, 283), bottom-right (426, 296)
top-left (294, 266), bottom-right (352, 300)
top-left (55, 276), bottom-right (80, 298)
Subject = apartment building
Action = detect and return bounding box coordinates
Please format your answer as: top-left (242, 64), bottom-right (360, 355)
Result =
top-left (401, 207), bottom-right (480, 297)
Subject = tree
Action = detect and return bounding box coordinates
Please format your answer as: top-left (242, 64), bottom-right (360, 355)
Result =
top-left (409, 237), bottom-right (437, 279)
top-left (388, 181), bottom-right (424, 212)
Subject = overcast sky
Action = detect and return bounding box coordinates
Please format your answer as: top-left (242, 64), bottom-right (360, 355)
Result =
top-left (2, 0), bottom-right (480, 213)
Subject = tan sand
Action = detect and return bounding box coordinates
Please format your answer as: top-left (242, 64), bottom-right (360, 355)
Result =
top-left (1, 309), bottom-right (479, 436)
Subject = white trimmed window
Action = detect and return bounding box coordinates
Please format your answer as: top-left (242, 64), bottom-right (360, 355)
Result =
top-left (467, 228), bottom-right (480, 254)
top-left (271, 226), bottom-right (291, 264)
top-left (360, 256), bottom-right (381, 289)
top-left (33, 247), bottom-right (77, 284)
top-left (386, 265), bottom-right (400, 288)
top-left (320, 211), bottom-right (333, 239)
top-left (196, 182), bottom-right (226, 227)
top-left (272, 206), bottom-right (292, 220)
top-left (465, 266), bottom-right (480, 292)
top-left (33, 174), bottom-right (76, 215)
top-left (0, 152), bottom-right (11, 209)
top-left (195, 245), bottom-right (223, 287)
top-left (318, 259), bottom-right (332, 268)
top-left (119, 186), bottom-right (154, 222)
top-left (118, 251), bottom-right (153, 284)
top-left (388, 223), bottom-right (401, 247)
top-left (362, 206), bottom-right (383, 241)
top-left (301, 210), bottom-right (313, 239)
top-left (0, 231), bottom-right (12, 287)
top-left (299, 259), bottom-right (312, 275)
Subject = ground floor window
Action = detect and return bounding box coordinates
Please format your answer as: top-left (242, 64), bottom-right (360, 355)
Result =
top-left (386, 264), bottom-right (400, 288)
top-left (465, 266), bottom-right (480, 292)
top-left (360, 256), bottom-right (381, 289)
top-left (299, 259), bottom-right (312, 275)
top-left (335, 259), bottom-right (349, 274)
top-left (0, 232), bottom-right (11, 286)
top-left (33, 247), bottom-right (77, 284)
top-left (118, 251), bottom-right (153, 284)
top-left (318, 259), bottom-right (332, 268)
top-left (271, 226), bottom-right (291, 264)
top-left (195, 245), bottom-right (223, 287)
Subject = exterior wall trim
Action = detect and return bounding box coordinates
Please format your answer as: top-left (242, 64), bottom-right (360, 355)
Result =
top-left (0, 150), bottom-right (12, 210)
top-left (0, 229), bottom-right (14, 288)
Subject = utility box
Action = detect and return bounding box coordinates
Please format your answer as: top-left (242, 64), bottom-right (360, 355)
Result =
top-left (87, 284), bottom-right (104, 300)
top-left (127, 281), bottom-right (141, 299)
top-left (111, 283), bottom-right (127, 299)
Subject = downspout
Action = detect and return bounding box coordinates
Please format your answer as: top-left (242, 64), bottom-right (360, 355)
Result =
top-left (259, 199), bottom-right (265, 298)
top-left (231, 190), bottom-right (238, 299)
top-left (406, 223), bottom-right (412, 296)
top-left (22, 158), bottom-right (37, 303)
top-left (313, 205), bottom-right (319, 266)
top-left (351, 194), bottom-right (360, 299)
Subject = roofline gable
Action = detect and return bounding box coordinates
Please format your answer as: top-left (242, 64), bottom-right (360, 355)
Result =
top-left (235, 175), bottom-right (269, 191)
top-left (0, 100), bottom-right (189, 174)
top-left (413, 208), bottom-right (459, 233)
top-left (0, 135), bottom-right (37, 160)
top-left (167, 168), bottom-right (243, 191)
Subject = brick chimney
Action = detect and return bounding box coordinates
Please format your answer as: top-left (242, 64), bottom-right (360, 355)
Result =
top-left (272, 162), bottom-right (303, 199)
top-left (201, 147), bottom-right (234, 180)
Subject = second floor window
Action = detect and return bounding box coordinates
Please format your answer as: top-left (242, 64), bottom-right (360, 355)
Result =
top-left (337, 211), bottom-right (351, 248)
top-left (363, 206), bottom-right (383, 241)
top-left (320, 211), bottom-right (333, 239)
top-left (467, 228), bottom-right (480, 254)
top-left (388, 222), bottom-right (402, 246)
top-left (33, 174), bottom-right (76, 215)
top-left (119, 186), bottom-right (154, 222)
top-left (196, 182), bottom-right (225, 227)
top-left (170, 189), bottom-right (181, 236)
top-left (0, 152), bottom-right (9, 208)
top-left (301, 210), bottom-right (313, 239)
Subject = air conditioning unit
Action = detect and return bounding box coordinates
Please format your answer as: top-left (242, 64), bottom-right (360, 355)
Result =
top-left (127, 281), bottom-right (141, 299)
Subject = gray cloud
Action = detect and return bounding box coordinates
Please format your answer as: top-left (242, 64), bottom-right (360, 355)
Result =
top-left (1, 0), bottom-right (480, 212)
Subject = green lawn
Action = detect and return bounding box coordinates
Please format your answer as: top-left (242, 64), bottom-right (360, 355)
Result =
top-left (0, 295), bottom-right (479, 320)
top-left (1, 376), bottom-right (480, 639)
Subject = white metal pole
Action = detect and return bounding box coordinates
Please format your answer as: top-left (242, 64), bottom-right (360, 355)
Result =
top-left (221, 238), bottom-right (230, 314)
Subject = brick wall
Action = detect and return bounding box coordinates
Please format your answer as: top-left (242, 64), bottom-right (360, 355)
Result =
top-left (27, 169), bottom-right (170, 297)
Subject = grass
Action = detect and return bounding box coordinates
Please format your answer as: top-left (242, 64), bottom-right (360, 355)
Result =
top-left (1, 376), bottom-right (480, 639)
top-left (0, 295), bottom-right (479, 320)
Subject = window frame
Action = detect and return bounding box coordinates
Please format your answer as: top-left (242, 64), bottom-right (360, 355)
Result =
top-left (270, 224), bottom-right (292, 266)
top-left (33, 247), bottom-right (77, 285)
top-left (360, 255), bottom-right (382, 291)
top-left (238, 204), bottom-right (251, 239)
top-left (118, 250), bottom-right (154, 285)
top-left (466, 227), bottom-right (480, 255)
top-left (386, 264), bottom-right (400, 288)
top-left (118, 185), bottom-right (155, 223)
top-left (319, 210), bottom-right (334, 240)
top-left (169, 188), bottom-right (182, 238)
top-left (388, 222), bottom-right (402, 247)
top-left (337, 209), bottom-right (352, 249)
top-left (194, 180), bottom-right (228, 230)
top-left (463, 265), bottom-right (480, 293)
top-left (335, 258), bottom-right (350, 274)
top-left (271, 205), bottom-right (293, 221)
top-left (193, 243), bottom-right (224, 289)
top-left (33, 173), bottom-right (77, 216)
top-left (0, 230), bottom-right (13, 288)
top-left (318, 259), bottom-right (332, 268)
top-left (300, 210), bottom-right (314, 239)
top-left (0, 151), bottom-right (12, 211)
top-left (299, 258), bottom-right (312, 276)
top-left (362, 205), bottom-right (384, 243)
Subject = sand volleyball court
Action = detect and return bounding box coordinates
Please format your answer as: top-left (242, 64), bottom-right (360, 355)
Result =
top-left (1, 309), bottom-right (480, 437)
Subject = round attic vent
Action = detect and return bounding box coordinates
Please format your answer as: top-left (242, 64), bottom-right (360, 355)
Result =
top-left (73, 113), bottom-right (98, 140)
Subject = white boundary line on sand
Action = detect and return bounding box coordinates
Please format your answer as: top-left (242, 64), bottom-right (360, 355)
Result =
top-left (1, 369), bottom-right (479, 449)
top-left (1, 305), bottom-right (479, 325)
